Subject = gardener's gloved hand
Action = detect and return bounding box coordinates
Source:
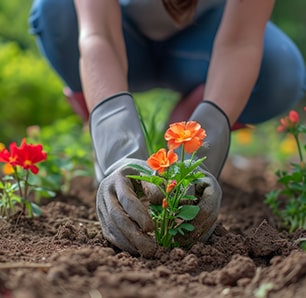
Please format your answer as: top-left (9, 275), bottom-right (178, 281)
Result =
top-left (90, 93), bottom-right (159, 257)
top-left (174, 169), bottom-right (222, 247)
top-left (176, 101), bottom-right (231, 246)
top-left (96, 159), bottom-right (158, 257)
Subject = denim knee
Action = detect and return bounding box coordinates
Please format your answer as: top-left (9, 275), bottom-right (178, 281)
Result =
top-left (239, 23), bottom-right (306, 124)
top-left (30, 0), bottom-right (77, 42)
top-left (29, 0), bottom-right (81, 91)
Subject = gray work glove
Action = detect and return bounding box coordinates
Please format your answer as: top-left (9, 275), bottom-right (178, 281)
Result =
top-left (176, 101), bottom-right (230, 247)
top-left (190, 101), bottom-right (231, 179)
top-left (90, 93), bottom-right (157, 257)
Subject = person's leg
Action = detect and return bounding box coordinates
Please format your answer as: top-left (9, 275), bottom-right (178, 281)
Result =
top-left (29, 0), bottom-right (89, 120)
top-left (29, 0), bottom-right (158, 121)
top-left (120, 13), bottom-right (158, 93)
top-left (159, 6), bottom-right (224, 124)
top-left (238, 22), bottom-right (306, 124)
top-left (29, 0), bottom-right (81, 91)
top-left (160, 6), bottom-right (306, 125)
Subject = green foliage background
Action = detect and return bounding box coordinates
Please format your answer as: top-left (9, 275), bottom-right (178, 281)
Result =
top-left (0, 0), bottom-right (305, 144)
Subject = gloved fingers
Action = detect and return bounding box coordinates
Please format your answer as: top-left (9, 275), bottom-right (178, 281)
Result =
top-left (109, 205), bottom-right (156, 257)
top-left (195, 175), bottom-right (222, 209)
top-left (96, 181), bottom-right (156, 257)
top-left (96, 197), bottom-right (138, 255)
top-left (140, 180), bottom-right (164, 205)
top-left (114, 171), bottom-right (155, 232)
top-left (175, 172), bottom-right (222, 247)
top-left (121, 164), bottom-right (164, 205)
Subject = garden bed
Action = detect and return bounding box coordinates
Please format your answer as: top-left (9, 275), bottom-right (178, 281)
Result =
top-left (0, 157), bottom-right (305, 298)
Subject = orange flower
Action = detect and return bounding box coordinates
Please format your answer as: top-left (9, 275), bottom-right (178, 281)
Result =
top-left (2, 163), bottom-right (14, 175)
top-left (147, 148), bottom-right (178, 175)
top-left (277, 110), bottom-right (299, 132)
top-left (165, 121), bottom-right (206, 154)
top-left (0, 142), bottom-right (19, 166)
top-left (166, 180), bottom-right (177, 193)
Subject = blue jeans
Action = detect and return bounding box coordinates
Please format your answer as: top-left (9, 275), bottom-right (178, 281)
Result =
top-left (29, 0), bottom-right (306, 124)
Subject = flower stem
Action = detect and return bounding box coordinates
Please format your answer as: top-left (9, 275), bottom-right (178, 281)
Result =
top-left (181, 145), bottom-right (185, 163)
top-left (293, 132), bottom-right (303, 162)
top-left (13, 167), bottom-right (23, 199)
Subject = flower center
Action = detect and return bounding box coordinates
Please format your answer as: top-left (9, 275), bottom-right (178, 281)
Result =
top-left (179, 130), bottom-right (191, 140)
top-left (24, 160), bottom-right (32, 166)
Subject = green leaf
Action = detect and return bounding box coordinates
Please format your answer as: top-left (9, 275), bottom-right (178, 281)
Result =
top-left (178, 222), bottom-right (195, 232)
top-left (182, 195), bottom-right (198, 201)
top-left (169, 229), bottom-right (178, 236)
top-left (127, 174), bottom-right (164, 187)
top-left (127, 164), bottom-right (152, 176)
top-left (177, 205), bottom-right (200, 220)
top-left (11, 195), bottom-right (22, 203)
top-left (176, 223), bottom-right (195, 235)
top-left (31, 202), bottom-right (42, 217)
top-left (24, 200), bottom-right (33, 217)
top-left (34, 187), bottom-right (56, 198)
top-left (150, 204), bottom-right (163, 214)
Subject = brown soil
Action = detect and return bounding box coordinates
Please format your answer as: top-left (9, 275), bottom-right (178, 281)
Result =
top-left (1, 157), bottom-right (306, 298)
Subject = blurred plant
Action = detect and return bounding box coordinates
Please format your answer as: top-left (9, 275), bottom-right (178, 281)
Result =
top-left (134, 89), bottom-right (179, 154)
top-left (295, 238), bottom-right (306, 251)
top-left (26, 116), bottom-right (94, 194)
top-left (128, 121), bottom-right (207, 248)
top-left (0, 42), bottom-right (71, 143)
top-left (0, 138), bottom-right (51, 218)
top-left (265, 108), bottom-right (306, 232)
top-left (234, 128), bottom-right (254, 145)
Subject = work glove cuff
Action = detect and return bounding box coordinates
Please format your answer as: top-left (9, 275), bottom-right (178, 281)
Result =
top-left (90, 92), bottom-right (148, 181)
top-left (189, 101), bottom-right (231, 178)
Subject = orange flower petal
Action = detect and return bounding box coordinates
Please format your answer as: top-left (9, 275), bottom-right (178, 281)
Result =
top-left (147, 148), bottom-right (178, 174)
top-left (183, 137), bottom-right (202, 154)
top-left (165, 121), bottom-right (206, 153)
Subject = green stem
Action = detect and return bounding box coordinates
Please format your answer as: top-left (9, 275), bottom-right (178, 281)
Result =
top-left (181, 144), bottom-right (185, 164)
top-left (160, 208), bottom-right (169, 246)
top-left (293, 132), bottom-right (303, 162)
top-left (13, 167), bottom-right (23, 199)
top-left (24, 170), bottom-right (30, 201)
top-left (138, 110), bottom-right (154, 155)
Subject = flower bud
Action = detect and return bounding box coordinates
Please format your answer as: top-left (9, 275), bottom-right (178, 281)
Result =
top-left (166, 180), bottom-right (177, 193)
top-left (162, 198), bottom-right (168, 209)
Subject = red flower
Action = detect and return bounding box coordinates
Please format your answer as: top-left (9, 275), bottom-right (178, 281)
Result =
top-left (14, 138), bottom-right (47, 174)
top-left (288, 110), bottom-right (299, 123)
top-left (0, 139), bottom-right (47, 174)
top-left (147, 148), bottom-right (178, 175)
top-left (277, 110), bottom-right (299, 132)
top-left (165, 121), bottom-right (206, 154)
top-left (0, 142), bottom-right (19, 166)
